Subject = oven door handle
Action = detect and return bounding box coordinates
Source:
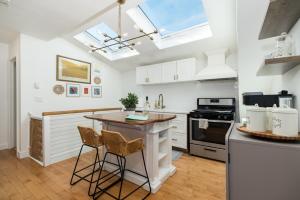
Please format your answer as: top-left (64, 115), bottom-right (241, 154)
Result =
top-left (190, 118), bottom-right (233, 123)
top-left (204, 147), bottom-right (217, 152)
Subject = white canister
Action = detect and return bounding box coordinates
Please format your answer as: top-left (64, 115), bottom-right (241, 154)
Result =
top-left (246, 104), bottom-right (267, 132)
top-left (272, 107), bottom-right (298, 136)
top-left (266, 105), bottom-right (277, 131)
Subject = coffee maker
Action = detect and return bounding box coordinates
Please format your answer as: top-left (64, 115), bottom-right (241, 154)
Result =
top-left (243, 91), bottom-right (295, 108)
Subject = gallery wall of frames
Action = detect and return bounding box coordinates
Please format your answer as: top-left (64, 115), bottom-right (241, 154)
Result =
top-left (54, 55), bottom-right (102, 98)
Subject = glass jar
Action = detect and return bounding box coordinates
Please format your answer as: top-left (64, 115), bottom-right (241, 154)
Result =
top-left (274, 32), bottom-right (287, 58)
top-left (273, 32), bottom-right (294, 58)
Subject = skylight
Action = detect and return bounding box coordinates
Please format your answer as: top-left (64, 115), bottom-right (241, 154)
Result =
top-left (139, 0), bottom-right (208, 37)
top-left (74, 23), bottom-right (139, 61)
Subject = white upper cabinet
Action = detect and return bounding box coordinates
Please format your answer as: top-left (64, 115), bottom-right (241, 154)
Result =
top-left (136, 66), bottom-right (148, 84)
top-left (162, 61), bottom-right (177, 83)
top-left (147, 64), bottom-right (162, 84)
top-left (177, 58), bottom-right (196, 81)
top-left (136, 58), bottom-right (197, 85)
top-left (136, 64), bottom-right (162, 84)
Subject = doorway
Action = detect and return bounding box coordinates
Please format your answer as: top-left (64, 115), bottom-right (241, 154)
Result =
top-left (9, 58), bottom-right (17, 150)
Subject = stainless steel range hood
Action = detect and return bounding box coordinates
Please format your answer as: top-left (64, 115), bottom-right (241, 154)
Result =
top-left (197, 49), bottom-right (237, 81)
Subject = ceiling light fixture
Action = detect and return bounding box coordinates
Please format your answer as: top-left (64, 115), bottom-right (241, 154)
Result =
top-left (90, 0), bottom-right (158, 54)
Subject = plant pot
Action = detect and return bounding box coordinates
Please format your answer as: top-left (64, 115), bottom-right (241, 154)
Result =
top-left (125, 108), bottom-right (136, 111)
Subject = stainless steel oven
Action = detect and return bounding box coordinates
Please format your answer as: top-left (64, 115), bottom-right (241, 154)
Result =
top-left (188, 98), bottom-right (236, 162)
top-left (190, 119), bottom-right (233, 147)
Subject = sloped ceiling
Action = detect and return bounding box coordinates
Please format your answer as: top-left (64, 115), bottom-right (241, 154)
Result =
top-left (0, 0), bottom-right (116, 40)
top-left (0, 0), bottom-right (237, 72)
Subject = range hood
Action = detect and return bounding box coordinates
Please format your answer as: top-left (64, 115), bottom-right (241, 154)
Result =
top-left (197, 49), bottom-right (237, 81)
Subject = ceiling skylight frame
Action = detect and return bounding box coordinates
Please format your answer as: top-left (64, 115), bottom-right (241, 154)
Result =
top-left (137, 5), bottom-right (209, 39)
top-left (137, 0), bottom-right (209, 38)
top-left (74, 22), bottom-right (140, 61)
top-left (126, 2), bottom-right (213, 50)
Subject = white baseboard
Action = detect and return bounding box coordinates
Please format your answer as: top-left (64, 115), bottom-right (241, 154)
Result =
top-left (0, 143), bottom-right (8, 150)
top-left (30, 156), bottom-right (44, 166)
top-left (17, 150), bottom-right (29, 159)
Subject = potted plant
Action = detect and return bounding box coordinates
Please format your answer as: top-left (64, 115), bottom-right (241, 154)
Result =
top-left (119, 93), bottom-right (139, 111)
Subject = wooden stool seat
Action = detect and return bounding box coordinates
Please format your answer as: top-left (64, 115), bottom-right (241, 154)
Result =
top-left (78, 126), bottom-right (103, 147)
top-left (101, 130), bottom-right (144, 157)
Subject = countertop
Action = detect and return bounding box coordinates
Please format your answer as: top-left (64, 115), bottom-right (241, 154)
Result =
top-left (85, 111), bottom-right (176, 125)
top-left (230, 123), bottom-right (300, 148)
top-left (135, 107), bottom-right (189, 114)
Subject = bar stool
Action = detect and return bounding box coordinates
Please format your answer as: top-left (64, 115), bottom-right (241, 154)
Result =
top-left (93, 130), bottom-right (151, 200)
top-left (70, 126), bottom-right (120, 196)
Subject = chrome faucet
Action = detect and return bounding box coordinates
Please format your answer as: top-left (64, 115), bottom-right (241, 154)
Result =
top-left (158, 94), bottom-right (165, 109)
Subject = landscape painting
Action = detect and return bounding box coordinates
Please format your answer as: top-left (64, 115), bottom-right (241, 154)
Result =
top-left (56, 55), bottom-right (91, 84)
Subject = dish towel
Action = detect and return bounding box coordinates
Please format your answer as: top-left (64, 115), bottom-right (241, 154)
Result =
top-left (198, 119), bottom-right (209, 129)
top-left (126, 114), bottom-right (149, 121)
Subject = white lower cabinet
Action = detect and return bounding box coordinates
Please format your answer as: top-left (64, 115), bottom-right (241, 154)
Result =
top-left (154, 112), bottom-right (187, 150)
top-left (170, 114), bottom-right (187, 149)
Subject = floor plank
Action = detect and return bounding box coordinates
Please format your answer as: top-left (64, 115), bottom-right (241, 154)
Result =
top-left (0, 149), bottom-right (225, 200)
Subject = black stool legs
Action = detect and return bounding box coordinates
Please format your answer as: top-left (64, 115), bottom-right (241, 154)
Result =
top-left (93, 150), bottom-right (151, 200)
top-left (70, 144), bottom-right (101, 196)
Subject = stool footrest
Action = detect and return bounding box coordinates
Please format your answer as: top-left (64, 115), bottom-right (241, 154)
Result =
top-left (92, 151), bottom-right (151, 200)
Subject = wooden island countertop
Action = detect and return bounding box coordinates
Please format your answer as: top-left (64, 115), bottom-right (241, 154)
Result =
top-left (85, 111), bottom-right (176, 125)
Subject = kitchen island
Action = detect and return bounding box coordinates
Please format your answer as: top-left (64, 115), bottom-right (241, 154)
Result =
top-left (85, 112), bottom-right (176, 193)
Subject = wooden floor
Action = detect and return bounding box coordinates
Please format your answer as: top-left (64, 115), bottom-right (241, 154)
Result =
top-left (0, 149), bottom-right (225, 200)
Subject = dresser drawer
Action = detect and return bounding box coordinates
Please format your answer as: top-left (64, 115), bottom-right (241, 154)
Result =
top-left (171, 132), bottom-right (187, 149)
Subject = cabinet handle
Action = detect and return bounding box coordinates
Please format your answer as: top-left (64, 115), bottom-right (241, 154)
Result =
top-left (173, 75), bottom-right (176, 80)
top-left (172, 138), bottom-right (178, 141)
top-left (176, 74), bottom-right (179, 80)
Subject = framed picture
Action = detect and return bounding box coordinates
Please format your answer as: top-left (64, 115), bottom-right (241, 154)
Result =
top-left (81, 86), bottom-right (90, 97)
top-left (66, 84), bottom-right (80, 97)
top-left (56, 55), bottom-right (91, 84)
top-left (92, 86), bottom-right (102, 98)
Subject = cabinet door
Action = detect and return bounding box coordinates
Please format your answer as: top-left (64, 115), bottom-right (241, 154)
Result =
top-left (136, 66), bottom-right (148, 84)
top-left (162, 61), bottom-right (177, 83)
top-left (176, 58), bottom-right (196, 81)
top-left (147, 63), bottom-right (162, 84)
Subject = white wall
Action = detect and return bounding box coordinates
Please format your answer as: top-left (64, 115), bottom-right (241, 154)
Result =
top-left (0, 43), bottom-right (9, 150)
top-left (237, 0), bottom-right (283, 119)
top-left (121, 54), bottom-right (239, 112)
top-left (17, 34), bottom-right (123, 156)
top-left (237, 0), bottom-right (300, 128)
top-left (282, 20), bottom-right (300, 129)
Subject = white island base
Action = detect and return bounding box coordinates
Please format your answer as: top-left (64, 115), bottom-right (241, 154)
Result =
top-left (101, 120), bottom-right (176, 193)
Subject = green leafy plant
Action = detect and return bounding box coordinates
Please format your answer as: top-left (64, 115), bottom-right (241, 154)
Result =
top-left (119, 93), bottom-right (139, 110)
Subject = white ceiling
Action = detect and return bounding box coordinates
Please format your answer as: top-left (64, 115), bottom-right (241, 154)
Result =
top-left (0, 29), bottom-right (17, 43)
top-left (0, 0), bottom-right (237, 72)
top-left (0, 0), bottom-right (116, 40)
